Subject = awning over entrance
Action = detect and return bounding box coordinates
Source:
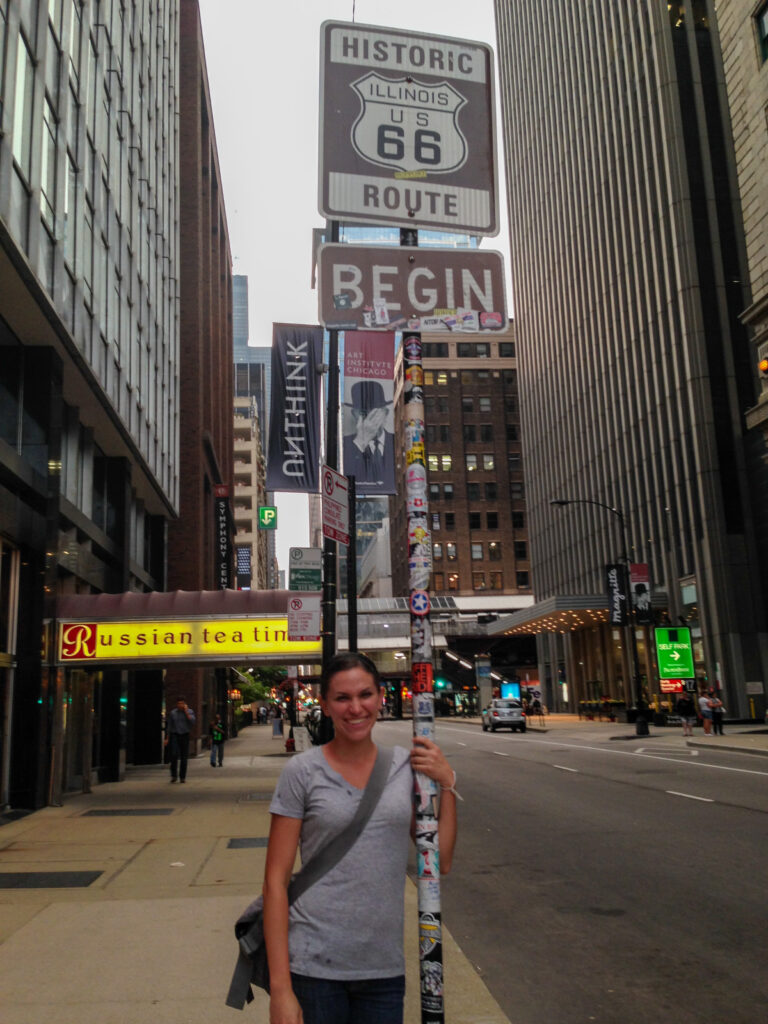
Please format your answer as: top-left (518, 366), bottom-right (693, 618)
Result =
top-left (489, 595), bottom-right (611, 636)
top-left (56, 590), bottom-right (322, 666)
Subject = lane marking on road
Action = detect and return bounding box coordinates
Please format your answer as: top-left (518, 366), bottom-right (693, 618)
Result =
top-left (457, 742), bottom-right (467, 747)
top-left (666, 790), bottom-right (714, 802)
top-left (434, 725), bottom-right (768, 778)
top-left (493, 751), bottom-right (510, 757)
top-left (554, 765), bottom-right (578, 773)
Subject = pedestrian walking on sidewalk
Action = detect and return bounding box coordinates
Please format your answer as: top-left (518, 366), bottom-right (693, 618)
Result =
top-left (675, 692), bottom-right (697, 737)
top-left (165, 697), bottom-right (196, 782)
top-left (262, 651), bottom-right (458, 1024)
top-left (209, 714), bottom-right (225, 767)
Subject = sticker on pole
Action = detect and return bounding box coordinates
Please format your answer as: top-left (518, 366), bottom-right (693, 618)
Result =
top-left (410, 590), bottom-right (430, 616)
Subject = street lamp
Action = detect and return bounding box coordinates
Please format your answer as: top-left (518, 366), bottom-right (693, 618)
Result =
top-left (550, 498), bottom-right (648, 736)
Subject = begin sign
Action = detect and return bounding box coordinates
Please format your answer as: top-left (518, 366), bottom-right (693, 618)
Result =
top-left (318, 244), bottom-right (507, 332)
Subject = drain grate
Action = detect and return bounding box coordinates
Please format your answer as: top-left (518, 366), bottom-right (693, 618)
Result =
top-left (228, 837), bottom-right (269, 849)
top-left (82, 808), bottom-right (174, 816)
top-left (0, 871), bottom-right (103, 888)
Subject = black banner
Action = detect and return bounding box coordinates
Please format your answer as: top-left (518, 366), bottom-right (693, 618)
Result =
top-left (605, 563), bottom-right (629, 626)
top-left (266, 324), bottom-right (323, 493)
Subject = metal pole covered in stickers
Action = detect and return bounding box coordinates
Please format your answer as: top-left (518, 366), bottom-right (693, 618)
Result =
top-left (402, 230), bottom-right (445, 1024)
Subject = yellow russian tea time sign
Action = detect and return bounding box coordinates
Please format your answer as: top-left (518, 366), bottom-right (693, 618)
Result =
top-left (58, 618), bottom-right (322, 665)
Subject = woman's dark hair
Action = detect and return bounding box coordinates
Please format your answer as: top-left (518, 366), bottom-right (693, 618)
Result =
top-left (321, 652), bottom-right (381, 698)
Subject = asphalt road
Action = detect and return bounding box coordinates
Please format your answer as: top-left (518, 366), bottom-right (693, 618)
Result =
top-left (382, 719), bottom-right (768, 1024)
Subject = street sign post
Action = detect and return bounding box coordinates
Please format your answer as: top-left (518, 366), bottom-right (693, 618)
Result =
top-left (654, 627), bottom-right (695, 679)
top-left (321, 465), bottom-right (350, 546)
top-left (318, 243), bottom-right (507, 332)
top-left (319, 21), bottom-right (498, 235)
top-left (289, 547), bottom-right (323, 591)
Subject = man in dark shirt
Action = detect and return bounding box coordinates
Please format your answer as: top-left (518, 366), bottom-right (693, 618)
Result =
top-left (165, 698), bottom-right (196, 783)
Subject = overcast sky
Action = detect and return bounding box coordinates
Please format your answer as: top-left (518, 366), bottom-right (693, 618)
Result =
top-left (196, 0), bottom-right (508, 571)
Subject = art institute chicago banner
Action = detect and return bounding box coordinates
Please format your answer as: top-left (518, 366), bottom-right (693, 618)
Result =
top-left (342, 331), bottom-right (396, 496)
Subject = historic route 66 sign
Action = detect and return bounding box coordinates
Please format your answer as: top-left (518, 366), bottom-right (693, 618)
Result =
top-left (319, 21), bottom-right (498, 235)
top-left (351, 73), bottom-right (467, 175)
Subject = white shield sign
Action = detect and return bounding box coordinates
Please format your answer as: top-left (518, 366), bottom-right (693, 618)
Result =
top-left (351, 73), bottom-right (467, 175)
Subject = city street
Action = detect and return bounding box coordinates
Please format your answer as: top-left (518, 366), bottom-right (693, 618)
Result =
top-left (383, 717), bottom-right (768, 1024)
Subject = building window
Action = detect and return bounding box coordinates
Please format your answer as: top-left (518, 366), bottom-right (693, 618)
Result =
top-left (437, 397), bottom-right (449, 413)
top-left (467, 482), bottom-right (480, 500)
top-left (485, 482), bottom-right (497, 501)
top-left (514, 541), bottom-right (528, 560)
top-left (428, 454), bottom-right (440, 473)
top-left (471, 543), bottom-right (483, 560)
top-left (512, 511), bottom-right (526, 529)
top-left (505, 395), bottom-right (518, 413)
top-left (430, 483), bottom-right (441, 501)
top-left (446, 543), bottom-right (457, 560)
top-left (482, 454), bottom-right (495, 471)
top-left (445, 512), bottom-right (455, 530)
top-left (41, 98), bottom-right (58, 233)
top-left (433, 572), bottom-right (444, 591)
top-left (469, 511), bottom-right (482, 530)
top-left (433, 543), bottom-right (443, 561)
top-left (436, 371), bottom-right (448, 386)
top-left (466, 454), bottom-right (478, 472)
top-left (756, 2), bottom-right (768, 62)
top-left (499, 342), bottom-right (515, 357)
top-left (490, 571), bottom-right (503, 590)
top-left (424, 370), bottom-right (434, 385)
top-left (510, 482), bottom-right (525, 500)
top-left (516, 570), bottom-right (530, 589)
top-left (480, 424), bottom-right (494, 442)
top-left (447, 573), bottom-right (459, 591)
top-left (432, 512), bottom-right (440, 530)
top-left (506, 423), bottom-right (519, 442)
top-left (425, 342), bottom-right (449, 357)
top-left (463, 424), bottom-right (476, 442)
top-left (461, 396), bottom-right (473, 413)
top-left (443, 483), bottom-right (454, 500)
top-left (487, 511), bottom-right (498, 529)
top-left (479, 396), bottom-right (491, 413)
top-left (472, 572), bottom-right (487, 590)
top-left (458, 342), bottom-right (490, 358)
top-left (441, 454), bottom-right (452, 472)
top-left (489, 542), bottom-right (502, 561)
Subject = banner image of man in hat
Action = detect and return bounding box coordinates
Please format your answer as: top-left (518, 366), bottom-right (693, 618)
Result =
top-left (343, 379), bottom-right (396, 494)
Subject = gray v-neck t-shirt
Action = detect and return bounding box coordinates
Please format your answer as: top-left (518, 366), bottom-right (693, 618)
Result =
top-left (269, 744), bottom-right (413, 979)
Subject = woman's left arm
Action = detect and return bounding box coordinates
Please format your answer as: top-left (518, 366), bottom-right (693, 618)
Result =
top-left (410, 737), bottom-right (458, 875)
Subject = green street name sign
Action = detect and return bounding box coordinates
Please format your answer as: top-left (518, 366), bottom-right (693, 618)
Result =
top-left (258, 506), bottom-right (278, 530)
top-left (654, 627), bottom-right (695, 679)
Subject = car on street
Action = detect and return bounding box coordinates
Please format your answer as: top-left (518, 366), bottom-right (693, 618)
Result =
top-left (481, 698), bottom-right (527, 733)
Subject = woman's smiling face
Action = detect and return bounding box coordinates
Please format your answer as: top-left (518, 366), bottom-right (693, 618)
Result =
top-left (320, 666), bottom-right (381, 743)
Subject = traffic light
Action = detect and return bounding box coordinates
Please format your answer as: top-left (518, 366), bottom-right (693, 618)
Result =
top-left (759, 356), bottom-right (768, 377)
top-left (435, 677), bottom-right (447, 689)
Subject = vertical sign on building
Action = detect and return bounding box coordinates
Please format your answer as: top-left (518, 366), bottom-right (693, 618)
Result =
top-left (266, 324), bottom-right (323, 493)
top-left (605, 563), bottom-right (629, 626)
top-left (629, 563), bottom-right (653, 625)
top-left (214, 485), bottom-right (231, 590)
top-left (342, 332), bottom-right (396, 495)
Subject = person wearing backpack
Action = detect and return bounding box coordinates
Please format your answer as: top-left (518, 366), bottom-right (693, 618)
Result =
top-left (262, 652), bottom-right (458, 1024)
top-left (209, 714), bottom-right (225, 767)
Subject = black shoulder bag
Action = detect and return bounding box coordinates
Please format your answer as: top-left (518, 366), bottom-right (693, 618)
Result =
top-left (225, 746), bottom-right (394, 1010)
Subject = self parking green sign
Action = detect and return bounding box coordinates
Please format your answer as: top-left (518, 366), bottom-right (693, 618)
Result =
top-left (654, 627), bottom-right (695, 679)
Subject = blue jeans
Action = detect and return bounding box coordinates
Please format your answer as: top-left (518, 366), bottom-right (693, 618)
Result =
top-left (290, 973), bottom-right (405, 1024)
top-left (210, 741), bottom-right (223, 766)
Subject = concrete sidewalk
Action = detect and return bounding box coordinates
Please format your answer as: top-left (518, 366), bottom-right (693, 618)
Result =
top-left (0, 723), bottom-right (509, 1024)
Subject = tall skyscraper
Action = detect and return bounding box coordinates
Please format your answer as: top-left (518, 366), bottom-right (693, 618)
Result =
top-left (495, 2), bottom-right (768, 712)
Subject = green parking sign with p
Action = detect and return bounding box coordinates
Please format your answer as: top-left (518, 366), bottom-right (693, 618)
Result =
top-left (258, 506), bottom-right (278, 530)
top-left (654, 627), bottom-right (695, 679)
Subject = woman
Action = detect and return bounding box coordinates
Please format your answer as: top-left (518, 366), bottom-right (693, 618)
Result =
top-left (263, 652), bottom-right (457, 1024)
top-left (708, 689), bottom-right (725, 735)
top-left (698, 690), bottom-right (713, 735)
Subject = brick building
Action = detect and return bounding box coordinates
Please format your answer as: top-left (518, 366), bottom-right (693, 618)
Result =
top-left (163, 0), bottom-right (233, 746)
